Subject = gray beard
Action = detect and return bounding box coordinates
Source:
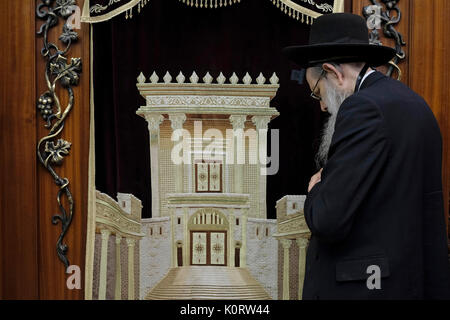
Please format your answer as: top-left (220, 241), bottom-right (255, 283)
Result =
top-left (315, 81), bottom-right (352, 169)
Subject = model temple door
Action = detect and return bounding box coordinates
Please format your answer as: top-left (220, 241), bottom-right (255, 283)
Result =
top-left (191, 231), bottom-right (227, 266)
top-left (195, 161), bottom-right (223, 193)
top-left (192, 232), bottom-right (207, 265)
top-left (209, 163), bottom-right (221, 192)
top-left (210, 232), bottom-right (225, 265)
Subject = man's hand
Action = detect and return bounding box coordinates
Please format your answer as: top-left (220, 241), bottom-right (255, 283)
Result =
top-left (308, 168), bottom-right (323, 193)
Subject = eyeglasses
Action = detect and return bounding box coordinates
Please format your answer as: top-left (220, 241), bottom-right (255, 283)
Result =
top-left (310, 69), bottom-right (326, 101)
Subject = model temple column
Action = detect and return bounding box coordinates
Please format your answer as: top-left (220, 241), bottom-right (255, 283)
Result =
top-left (252, 116), bottom-right (271, 218)
top-left (281, 239), bottom-right (292, 300)
top-left (114, 234), bottom-right (122, 300)
top-left (296, 238), bottom-right (309, 300)
top-left (99, 229), bottom-right (111, 300)
top-left (145, 114), bottom-right (164, 217)
top-left (229, 115), bottom-right (246, 194)
top-left (126, 238), bottom-right (136, 300)
top-left (169, 113), bottom-right (187, 193)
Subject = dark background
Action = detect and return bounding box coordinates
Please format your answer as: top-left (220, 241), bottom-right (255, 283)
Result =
top-left (93, 0), bottom-right (327, 219)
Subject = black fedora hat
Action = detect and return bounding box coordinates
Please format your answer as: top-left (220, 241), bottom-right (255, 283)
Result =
top-left (283, 13), bottom-right (396, 68)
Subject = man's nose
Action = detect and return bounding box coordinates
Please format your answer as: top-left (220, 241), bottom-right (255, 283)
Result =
top-left (320, 101), bottom-right (327, 112)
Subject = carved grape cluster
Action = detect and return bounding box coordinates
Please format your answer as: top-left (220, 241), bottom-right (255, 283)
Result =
top-left (37, 92), bottom-right (55, 122)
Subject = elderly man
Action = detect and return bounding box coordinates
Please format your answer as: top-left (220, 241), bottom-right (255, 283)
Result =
top-left (284, 13), bottom-right (450, 299)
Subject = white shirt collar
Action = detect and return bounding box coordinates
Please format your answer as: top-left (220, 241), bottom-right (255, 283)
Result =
top-left (358, 69), bottom-right (376, 91)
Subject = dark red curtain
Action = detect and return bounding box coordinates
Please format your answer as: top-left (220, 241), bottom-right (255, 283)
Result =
top-left (93, 0), bottom-right (327, 219)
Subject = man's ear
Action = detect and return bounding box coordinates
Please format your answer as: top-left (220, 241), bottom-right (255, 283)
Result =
top-left (322, 63), bottom-right (344, 86)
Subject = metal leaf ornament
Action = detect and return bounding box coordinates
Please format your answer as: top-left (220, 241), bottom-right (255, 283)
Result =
top-left (59, 24), bottom-right (78, 44)
top-left (45, 139), bottom-right (72, 166)
top-left (50, 55), bottom-right (82, 87)
top-left (56, 0), bottom-right (76, 18)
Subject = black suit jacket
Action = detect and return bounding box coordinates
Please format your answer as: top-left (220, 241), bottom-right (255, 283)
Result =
top-left (303, 71), bottom-right (450, 300)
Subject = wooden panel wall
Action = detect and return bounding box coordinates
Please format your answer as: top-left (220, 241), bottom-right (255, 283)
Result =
top-left (353, 0), bottom-right (450, 246)
top-left (0, 0), bottom-right (89, 299)
top-left (0, 0), bottom-right (39, 300)
top-left (408, 0), bottom-right (450, 244)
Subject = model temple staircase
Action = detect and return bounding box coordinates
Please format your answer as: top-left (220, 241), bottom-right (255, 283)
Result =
top-left (145, 266), bottom-right (271, 300)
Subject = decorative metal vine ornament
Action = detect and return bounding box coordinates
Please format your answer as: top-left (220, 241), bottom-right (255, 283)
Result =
top-left (363, 0), bottom-right (406, 80)
top-left (36, 0), bottom-right (82, 271)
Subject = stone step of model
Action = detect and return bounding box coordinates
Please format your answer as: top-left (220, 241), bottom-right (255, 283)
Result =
top-left (145, 266), bottom-right (271, 300)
